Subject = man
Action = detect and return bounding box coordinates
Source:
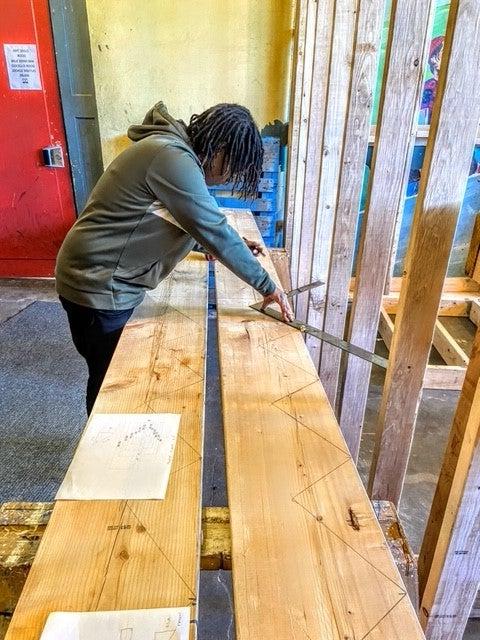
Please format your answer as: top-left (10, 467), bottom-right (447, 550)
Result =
top-left (56, 102), bottom-right (292, 414)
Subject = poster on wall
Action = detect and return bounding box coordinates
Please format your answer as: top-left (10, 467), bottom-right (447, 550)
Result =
top-left (3, 44), bottom-right (42, 90)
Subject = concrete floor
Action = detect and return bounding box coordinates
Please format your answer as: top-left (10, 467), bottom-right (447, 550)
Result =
top-left (0, 276), bottom-right (478, 639)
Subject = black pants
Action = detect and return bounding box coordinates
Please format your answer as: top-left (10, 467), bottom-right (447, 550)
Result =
top-left (60, 296), bottom-right (134, 415)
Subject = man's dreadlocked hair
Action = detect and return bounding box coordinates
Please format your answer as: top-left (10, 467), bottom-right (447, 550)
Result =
top-left (186, 103), bottom-right (264, 200)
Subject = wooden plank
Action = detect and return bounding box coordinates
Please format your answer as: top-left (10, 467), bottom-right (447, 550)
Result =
top-left (352, 276), bottom-right (480, 293)
top-left (384, 276), bottom-right (480, 294)
top-left (423, 366), bottom-right (466, 392)
top-left (299, 0), bottom-right (358, 363)
top-left (465, 213), bottom-right (480, 281)
top-left (377, 309), bottom-right (466, 390)
top-left (269, 248), bottom-right (291, 293)
top-left (378, 307), bottom-right (394, 350)
top-left (285, 0), bottom-right (308, 256)
top-left (369, 0), bottom-right (480, 507)
top-left (200, 507), bottom-right (231, 571)
top-left (383, 293), bottom-right (474, 317)
top-left (379, 309), bottom-right (470, 367)
top-left (432, 321), bottom-right (469, 367)
top-left (303, 0), bottom-right (364, 363)
top-left (373, 500), bottom-right (419, 611)
top-left (469, 299), bottom-right (480, 326)
top-left (293, 0), bottom-right (335, 309)
top-left (339, 0), bottom-right (435, 459)
top-left (0, 503), bottom-right (52, 630)
top-left (215, 210), bottom-right (424, 640)
top-left (5, 256), bottom-right (208, 640)
top-left (419, 323), bottom-right (480, 639)
top-left (319, 0), bottom-right (387, 403)
top-left (0, 499), bottom-right (423, 633)
top-left (289, 0), bottom-right (318, 288)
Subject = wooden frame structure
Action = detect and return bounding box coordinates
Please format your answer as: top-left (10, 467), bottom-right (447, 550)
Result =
top-left (286, 1), bottom-right (480, 637)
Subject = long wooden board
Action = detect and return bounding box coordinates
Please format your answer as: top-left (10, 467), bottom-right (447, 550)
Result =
top-left (216, 210), bottom-right (424, 640)
top-left (5, 255), bottom-right (208, 640)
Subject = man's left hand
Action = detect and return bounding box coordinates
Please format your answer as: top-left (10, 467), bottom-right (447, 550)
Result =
top-left (243, 236), bottom-right (266, 257)
top-left (204, 237), bottom-right (265, 261)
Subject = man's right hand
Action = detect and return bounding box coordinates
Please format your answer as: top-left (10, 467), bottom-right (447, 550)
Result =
top-left (261, 287), bottom-right (294, 323)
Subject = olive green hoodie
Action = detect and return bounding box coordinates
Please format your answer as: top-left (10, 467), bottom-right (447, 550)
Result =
top-left (55, 102), bottom-right (276, 310)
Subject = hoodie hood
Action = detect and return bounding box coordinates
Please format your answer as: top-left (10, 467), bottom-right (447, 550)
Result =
top-left (127, 101), bottom-right (191, 145)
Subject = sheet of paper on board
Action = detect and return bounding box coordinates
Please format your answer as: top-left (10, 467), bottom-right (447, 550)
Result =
top-left (39, 607), bottom-right (190, 640)
top-left (56, 413), bottom-right (181, 500)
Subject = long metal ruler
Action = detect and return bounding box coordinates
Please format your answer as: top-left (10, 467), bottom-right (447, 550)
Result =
top-left (249, 299), bottom-right (388, 370)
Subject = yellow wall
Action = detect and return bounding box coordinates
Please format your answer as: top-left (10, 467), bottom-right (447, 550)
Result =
top-left (86, 0), bottom-right (295, 166)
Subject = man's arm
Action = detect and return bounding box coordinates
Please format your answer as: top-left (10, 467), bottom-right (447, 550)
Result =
top-left (146, 144), bottom-right (276, 296)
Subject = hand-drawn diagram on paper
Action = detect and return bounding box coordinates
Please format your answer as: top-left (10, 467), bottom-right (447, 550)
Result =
top-left (56, 414), bottom-right (181, 500)
top-left (39, 607), bottom-right (190, 640)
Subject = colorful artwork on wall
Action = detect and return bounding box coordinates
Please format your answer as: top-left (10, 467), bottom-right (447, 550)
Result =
top-left (358, 0), bottom-right (480, 276)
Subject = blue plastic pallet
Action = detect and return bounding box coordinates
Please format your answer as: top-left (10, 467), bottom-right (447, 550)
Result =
top-left (209, 136), bottom-right (281, 246)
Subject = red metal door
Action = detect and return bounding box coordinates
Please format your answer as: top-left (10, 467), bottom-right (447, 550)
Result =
top-left (0, 0), bottom-right (76, 277)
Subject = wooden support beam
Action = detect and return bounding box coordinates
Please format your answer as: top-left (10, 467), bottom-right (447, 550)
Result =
top-left (419, 325), bottom-right (480, 638)
top-left (215, 210), bottom-right (424, 640)
top-left (4, 257), bottom-right (208, 640)
top-left (383, 293), bottom-right (474, 317)
top-left (369, 0), bottom-right (480, 506)
top-left (423, 367), bottom-right (466, 392)
top-left (378, 307), bottom-right (395, 350)
top-left (378, 309), bottom-right (466, 390)
top-left (465, 213), bottom-right (480, 283)
top-left (314, 0), bottom-right (386, 402)
top-left (384, 276), bottom-right (480, 294)
top-left (380, 309), bottom-right (470, 366)
top-left (470, 299), bottom-right (480, 326)
top-left (433, 321), bottom-right (469, 367)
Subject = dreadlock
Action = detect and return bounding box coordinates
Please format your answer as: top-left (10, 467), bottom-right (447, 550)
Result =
top-left (186, 103), bottom-right (264, 200)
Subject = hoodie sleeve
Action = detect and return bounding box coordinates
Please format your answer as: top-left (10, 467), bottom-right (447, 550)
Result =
top-left (145, 144), bottom-right (276, 296)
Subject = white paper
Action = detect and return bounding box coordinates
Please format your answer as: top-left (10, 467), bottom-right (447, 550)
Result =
top-left (4, 44), bottom-right (42, 90)
top-left (56, 414), bottom-right (181, 500)
top-left (40, 607), bottom-right (190, 640)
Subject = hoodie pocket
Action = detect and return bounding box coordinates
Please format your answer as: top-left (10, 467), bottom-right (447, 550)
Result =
top-left (113, 260), bottom-right (159, 286)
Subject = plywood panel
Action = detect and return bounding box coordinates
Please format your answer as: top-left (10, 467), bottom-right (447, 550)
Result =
top-left (5, 256), bottom-right (207, 640)
top-left (216, 210), bottom-right (424, 640)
